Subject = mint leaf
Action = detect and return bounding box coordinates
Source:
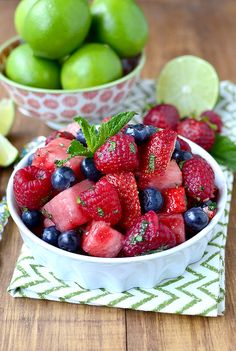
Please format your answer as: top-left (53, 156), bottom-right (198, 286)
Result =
top-left (74, 117), bottom-right (98, 153)
top-left (210, 134), bottom-right (236, 171)
top-left (68, 140), bottom-right (93, 157)
top-left (95, 111), bottom-right (136, 149)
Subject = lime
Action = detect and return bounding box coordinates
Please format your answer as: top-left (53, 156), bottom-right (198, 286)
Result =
top-left (14, 0), bottom-right (38, 38)
top-left (6, 43), bottom-right (61, 89)
top-left (61, 43), bottom-right (122, 89)
top-left (157, 55), bottom-right (219, 117)
top-left (0, 99), bottom-right (15, 136)
top-left (90, 0), bottom-right (148, 58)
top-left (0, 135), bottom-right (18, 167)
top-left (22, 0), bottom-right (91, 59)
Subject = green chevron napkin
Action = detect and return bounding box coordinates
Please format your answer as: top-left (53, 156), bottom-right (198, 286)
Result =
top-left (8, 80), bottom-right (236, 317)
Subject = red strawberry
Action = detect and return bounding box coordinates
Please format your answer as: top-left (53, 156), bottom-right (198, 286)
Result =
top-left (81, 221), bottom-right (124, 258)
top-left (162, 186), bottom-right (187, 214)
top-left (78, 178), bottom-right (122, 225)
top-left (177, 137), bottom-right (191, 152)
top-left (158, 213), bottom-right (185, 244)
top-left (42, 179), bottom-right (93, 232)
top-left (176, 118), bottom-right (215, 151)
top-left (143, 104), bottom-right (180, 130)
top-left (32, 137), bottom-right (84, 178)
top-left (138, 160), bottom-right (182, 190)
top-left (45, 131), bottom-right (74, 145)
top-left (123, 211), bottom-right (178, 257)
top-left (94, 134), bottom-right (138, 174)
top-left (13, 166), bottom-right (52, 210)
top-left (63, 122), bottom-right (80, 137)
top-left (182, 156), bottom-right (215, 201)
top-left (139, 129), bottom-right (177, 176)
top-left (106, 172), bottom-right (141, 229)
top-left (200, 110), bottom-right (223, 133)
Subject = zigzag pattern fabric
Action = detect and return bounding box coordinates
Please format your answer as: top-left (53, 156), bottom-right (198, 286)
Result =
top-left (7, 80), bottom-right (235, 316)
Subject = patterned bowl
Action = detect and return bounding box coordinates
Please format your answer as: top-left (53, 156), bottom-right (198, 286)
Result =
top-left (0, 36), bottom-right (145, 129)
top-left (7, 137), bottom-right (227, 293)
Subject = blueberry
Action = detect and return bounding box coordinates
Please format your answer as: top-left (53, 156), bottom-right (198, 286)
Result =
top-left (184, 207), bottom-right (209, 235)
top-left (27, 153), bottom-right (35, 166)
top-left (172, 150), bottom-right (192, 163)
top-left (174, 140), bottom-right (181, 151)
top-left (76, 129), bottom-right (87, 146)
top-left (80, 158), bottom-right (102, 181)
top-left (51, 167), bottom-right (76, 191)
top-left (139, 187), bottom-right (164, 213)
top-left (125, 124), bottom-right (155, 145)
top-left (147, 125), bottom-right (158, 136)
top-left (22, 210), bottom-right (42, 228)
top-left (58, 230), bottom-right (79, 252)
top-left (42, 226), bottom-right (60, 246)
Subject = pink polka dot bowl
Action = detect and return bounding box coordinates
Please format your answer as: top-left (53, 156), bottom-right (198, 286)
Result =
top-left (0, 36), bottom-right (145, 129)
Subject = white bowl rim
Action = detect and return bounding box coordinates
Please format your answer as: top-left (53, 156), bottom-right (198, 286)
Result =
top-left (0, 35), bottom-right (146, 94)
top-left (7, 136), bottom-right (228, 264)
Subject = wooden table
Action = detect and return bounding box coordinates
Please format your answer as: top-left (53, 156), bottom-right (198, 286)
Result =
top-left (1, 1), bottom-right (236, 350)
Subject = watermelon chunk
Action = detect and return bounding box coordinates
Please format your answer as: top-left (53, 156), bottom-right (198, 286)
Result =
top-left (32, 137), bottom-right (84, 178)
top-left (158, 213), bottom-right (185, 244)
top-left (138, 160), bottom-right (182, 190)
top-left (42, 180), bottom-right (94, 232)
top-left (62, 122), bottom-right (80, 137)
top-left (82, 221), bottom-right (124, 258)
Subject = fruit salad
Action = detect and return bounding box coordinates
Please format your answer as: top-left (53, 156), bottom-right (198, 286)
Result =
top-left (13, 112), bottom-right (218, 258)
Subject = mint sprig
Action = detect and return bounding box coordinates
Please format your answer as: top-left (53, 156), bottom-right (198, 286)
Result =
top-left (210, 134), bottom-right (236, 171)
top-left (57, 111), bottom-right (136, 165)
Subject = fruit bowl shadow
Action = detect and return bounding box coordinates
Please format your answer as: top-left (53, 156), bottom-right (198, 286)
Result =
top-left (7, 137), bottom-right (227, 293)
top-left (0, 36), bottom-right (145, 129)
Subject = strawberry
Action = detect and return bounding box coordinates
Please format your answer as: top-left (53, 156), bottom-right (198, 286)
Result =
top-left (106, 172), bottom-right (141, 229)
top-left (158, 213), bottom-right (185, 244)
top-left (176, 118), bottom-right (215, 151)
top-left (81, 221), bottom-right (124, 258)
top-left (94, 134), bottom-right (138, 174)
top-left (177, 137), bottom-right (191, 152)
top-left (13, 166), bottom-right (52, 210)
top-left (77, 178), bottom-right (122, 225)
top-left (162, 186), bottom-right (187, 214)
top-left (32, 137), bottom-right (84, 178)
top-left (42, 179), bottom-right (93, 232)
top-left (123, 211), bottom-right (178, 257)
top-left (143, 103), bottom-right (180, 130)
top-left (139, 129), bottom-right (177, 176)
top-left (200, 110), bottom-right (223, 133)
top-left (45, 130), bottom-right (74, 145)
top-left (182, 156), bottom-right (215, 201)
top-left (138, 160), bottom-right (182, 190)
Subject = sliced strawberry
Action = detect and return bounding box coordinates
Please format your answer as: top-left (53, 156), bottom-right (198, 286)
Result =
top-left (42, 179), bottom-right (93, 232)
top-left (138, 160), bottom-right (182, 190)
top-left (32, 137), bottom-right (84, 178)
top-left (158, 213), bottom-right (185, 244)
top-left (106, 172), bottom-right (141, 229)
top-left (94, 134), bottom-right (138, 174)
top-left (139, 129), bottom-right (177, 176)
top-left (81, 221), bottom-right (124, 258)
top-left (162, 186), bottom-right (187, 214)
top-left (78, 178), bottom-right (122, 226)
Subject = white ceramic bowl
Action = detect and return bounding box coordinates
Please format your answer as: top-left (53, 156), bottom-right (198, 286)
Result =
top-left (7, 137), bottom-right (227, 292)
top-left (0, 36), bottom-right (145, 129)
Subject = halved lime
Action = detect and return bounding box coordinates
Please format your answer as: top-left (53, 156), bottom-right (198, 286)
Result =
top-left (156, 55), bottom-right (219, 117)
top-left (0, 99), bottom-right (15, 136)
top-left (0, 135), bottom-right (18, 167)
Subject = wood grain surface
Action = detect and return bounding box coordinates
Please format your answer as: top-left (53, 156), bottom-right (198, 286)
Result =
top-left (0, 1), bottom-right (236, 350)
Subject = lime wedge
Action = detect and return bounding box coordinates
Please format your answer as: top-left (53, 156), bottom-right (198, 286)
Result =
top-left (0, 135), bottom-right (18, 167)
top-left (0, 99), bottom-right (15, 136)
top-left (156, 55), bottom-right (219, 117)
